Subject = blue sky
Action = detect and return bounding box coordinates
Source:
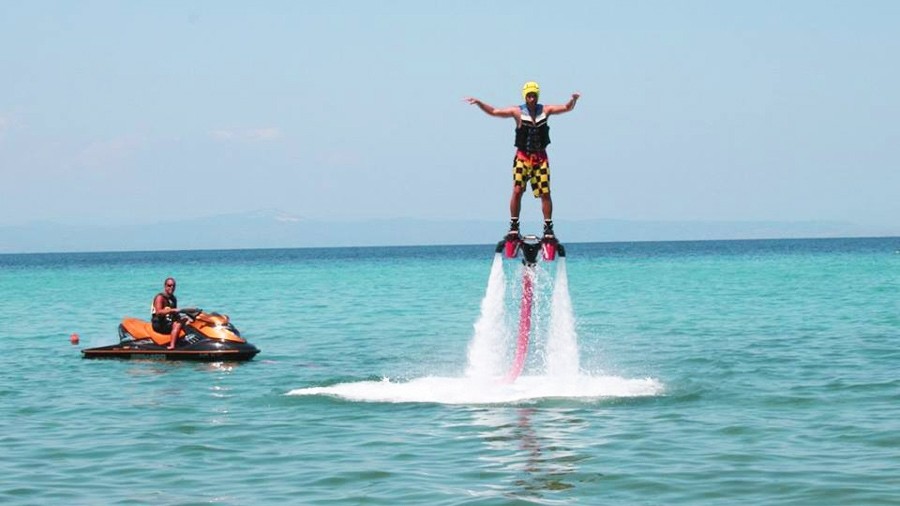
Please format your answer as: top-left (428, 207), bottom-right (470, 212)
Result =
top-left (2, 1), bottom-right (898, 232)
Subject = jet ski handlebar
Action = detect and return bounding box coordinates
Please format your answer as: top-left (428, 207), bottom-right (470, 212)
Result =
top-left (175, 307), bottom-right (202, 322)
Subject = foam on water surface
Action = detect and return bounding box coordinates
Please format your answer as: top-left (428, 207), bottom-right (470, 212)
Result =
top-left (287, 374), bottom-right (663, 404)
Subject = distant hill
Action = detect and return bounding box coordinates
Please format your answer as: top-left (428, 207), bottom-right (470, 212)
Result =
top-left (0, 210), bottom-right (894, 253)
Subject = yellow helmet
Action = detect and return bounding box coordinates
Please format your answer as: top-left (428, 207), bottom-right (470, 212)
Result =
top-left (521, 81), bottom-right (540, 100)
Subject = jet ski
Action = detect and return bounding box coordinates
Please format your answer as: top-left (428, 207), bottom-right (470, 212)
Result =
top-left (81, 308), bottom-right (260, 361)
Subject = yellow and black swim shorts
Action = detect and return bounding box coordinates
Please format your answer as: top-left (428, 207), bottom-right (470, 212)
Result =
top-left (513, 150), bottom-right (550, 197)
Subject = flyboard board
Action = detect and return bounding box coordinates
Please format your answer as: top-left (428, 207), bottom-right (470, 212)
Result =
top-left (495, 233), bottom-right (566, 382)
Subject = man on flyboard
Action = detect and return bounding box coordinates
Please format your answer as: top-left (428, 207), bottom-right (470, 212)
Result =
top-left (466, 82), bottom-right (580, 240)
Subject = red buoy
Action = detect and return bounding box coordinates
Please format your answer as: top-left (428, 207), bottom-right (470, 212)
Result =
top-left (70, 333), bottom-right (80, 345)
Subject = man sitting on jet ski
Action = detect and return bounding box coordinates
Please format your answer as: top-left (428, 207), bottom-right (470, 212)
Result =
top-left (152, 277), bottom-right (192, 350)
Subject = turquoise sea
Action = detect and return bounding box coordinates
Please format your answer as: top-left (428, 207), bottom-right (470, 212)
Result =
top-left (1, 237), bottom-right (898, 505)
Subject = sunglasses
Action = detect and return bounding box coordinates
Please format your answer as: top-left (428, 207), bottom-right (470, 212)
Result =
top-left (166, 283), bottom-right (176, 287)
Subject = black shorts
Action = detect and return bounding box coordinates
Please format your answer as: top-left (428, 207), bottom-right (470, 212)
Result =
top-left (152, 317), bottom-right (173, 334)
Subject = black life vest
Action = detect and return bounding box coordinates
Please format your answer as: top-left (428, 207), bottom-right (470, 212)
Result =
top-left (151, 293), bottom-right (177, 323)
top-left (514, 104), bottom-right (551, 153)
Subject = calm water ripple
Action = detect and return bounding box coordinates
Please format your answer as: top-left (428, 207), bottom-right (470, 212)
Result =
top-left (1, 238), bottom-right (898, 504)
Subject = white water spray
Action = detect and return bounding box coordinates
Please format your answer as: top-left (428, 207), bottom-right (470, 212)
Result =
top-left (288, 249), bottom-right (665, 403)
top-left (465, 253), bottom-right (510, 380)
top-left (466, 253), bottom-right (581, 379)
top-left (546, 257), bottom-right (580, 378)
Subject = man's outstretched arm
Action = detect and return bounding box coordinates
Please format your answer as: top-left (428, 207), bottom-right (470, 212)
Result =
top-left (465, 97), bottom-right (520, 118)
top-left (544, 93), bottom-right (581, 115)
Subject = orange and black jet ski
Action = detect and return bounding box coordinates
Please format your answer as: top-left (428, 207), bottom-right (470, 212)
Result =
top-left (82, 308), bottom-right (260, 361)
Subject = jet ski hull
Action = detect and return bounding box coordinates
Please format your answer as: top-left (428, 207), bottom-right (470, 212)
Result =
top-left (81, 342), bottom-right (260, 361)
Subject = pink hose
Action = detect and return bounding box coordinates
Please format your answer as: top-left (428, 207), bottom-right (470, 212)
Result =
top-left (505, 267), bottom-right (534, 382)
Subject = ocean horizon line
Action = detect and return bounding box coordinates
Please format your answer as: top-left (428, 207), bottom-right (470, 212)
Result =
top-left (1, 211), bottom-right (896, 254)
top-left (2, 233), bottom-right (897, 257)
